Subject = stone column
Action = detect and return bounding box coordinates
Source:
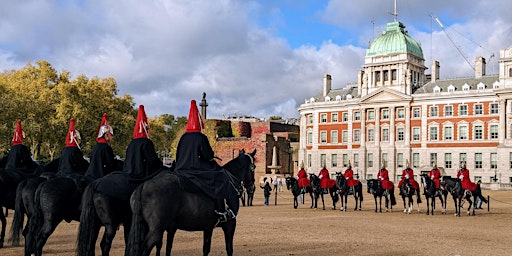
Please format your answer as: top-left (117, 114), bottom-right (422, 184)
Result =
top-left (500, 99), bottom-right (506, 144)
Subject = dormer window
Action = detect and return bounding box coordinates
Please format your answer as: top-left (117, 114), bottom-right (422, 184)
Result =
top-left (462, 83), bottom-right (470, 91)
top-left (477, 82), bottom-right (485, 90)
top-left (325, 96), bottom-right (331, 102)
top-left (335, 95), bottom-right (342, 101)
top-left (433, 85), bottom-right (441, 93)
top-left (310, 97), bottom-right (315, 103)
top-left (346, 94), bottom-right (353, 99)
top-left (493, 81), bottom-right (500, 89)
top-left (448, 84), bottom-right (455, 92)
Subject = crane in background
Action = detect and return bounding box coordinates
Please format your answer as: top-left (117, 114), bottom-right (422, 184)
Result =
top-left (430, 14), bottom-right (495, 72)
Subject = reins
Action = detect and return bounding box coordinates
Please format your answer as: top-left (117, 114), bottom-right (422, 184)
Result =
top-left (225, 153), bottom-right (255, 197)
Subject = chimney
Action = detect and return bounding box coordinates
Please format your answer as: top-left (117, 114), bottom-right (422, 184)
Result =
top-left (323, 74), bottom-right (332, 97)
top-left (431, 60), bottom-right (440, 82)
top-left (475, 56), bottom-right (486, 78)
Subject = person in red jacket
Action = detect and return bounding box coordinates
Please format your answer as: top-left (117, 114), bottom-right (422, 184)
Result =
top-left (457, 161), bottom-right (477, 191)
top-left (398, 160), bottom-right (421, 202)
top-left (429, 162), bottom-right (441, 196)
top-left (377, 162), bottom-right (394, 191)
top-left (297, 161), bottom-right (309, 193)
top-left (343, 161), bottom-right (359, 194)
top-left (318, 164), bottom-right (335, 193)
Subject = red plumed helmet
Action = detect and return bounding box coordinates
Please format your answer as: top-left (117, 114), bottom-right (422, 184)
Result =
top-left (65, 118), bottom-right (81, 147)
top-left (186, 100), bottom-right (204, 133)
top-left (97, 113), bottom-right (113, 142)
top-left (12, 119), bottom-right (25, 146)
top-left (133, 105), bottom-right (150, 139)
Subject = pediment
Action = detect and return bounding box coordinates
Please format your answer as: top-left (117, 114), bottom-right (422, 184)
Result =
top-left (360, 88), bottom-right (412, 104)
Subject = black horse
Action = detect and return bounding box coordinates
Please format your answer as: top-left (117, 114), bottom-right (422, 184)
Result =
top-left (27, 175), bottom-right (86, 256)
top-left (240, 181), bottom-right (255, 207)
top-left (335, 172), bottom-right (363, 211)
top-left (285, 177), bottom-right (314, 209)
top-left (125, 149), bottom-right (256, 256)
top-left (308, 174), bottom-right (338, 210)
top-left (441, 176), bottom-right (486, 216)
top-left (399, 179), bottom-right (422, 214)
top-left (366, 179), bottom-right (395, 213)
top-left (420, 174), bottom-right (447, 215)
top-left (10, 158), bottom-right (60, 252)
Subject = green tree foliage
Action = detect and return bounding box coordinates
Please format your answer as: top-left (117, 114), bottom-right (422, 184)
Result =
top-left (0, 61), bottom-right (185, 163)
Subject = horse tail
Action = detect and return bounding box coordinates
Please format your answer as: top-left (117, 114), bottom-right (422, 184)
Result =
top-left (10, 179), bottom-right (27, 246)
top-left (76, 184), bottom-right (99, 256)
top-left (126, 183), bottom-right (148, 256)
top-left (358, 182), bottom-right (363, 201)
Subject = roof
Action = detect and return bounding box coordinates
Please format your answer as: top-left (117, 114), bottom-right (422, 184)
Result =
top-left (414, 75), bottom-right (499, 94)
top-left (366, 21), bottom-right (424, 59)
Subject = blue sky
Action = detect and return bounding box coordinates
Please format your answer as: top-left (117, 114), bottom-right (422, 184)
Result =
top-left (1, 0), bottom-right (511, 119)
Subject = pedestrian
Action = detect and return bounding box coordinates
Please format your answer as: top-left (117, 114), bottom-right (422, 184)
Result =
top-left (474, 180), bottom-right (484, 209)
top-left (260, 178), bottom-right (272, 206)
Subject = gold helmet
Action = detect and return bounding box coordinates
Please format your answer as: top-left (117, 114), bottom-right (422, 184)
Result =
top-left (432, 162), bottom-right (437, 169)
top-left (406, 159), bottom-right (410, 169)
top-left (347, 160), bottom-right (352, 170)
top-left (300, 161), bottom-right (305, 169)
top-left (461, 161), bottom-right (466, 169)
top-left (381, 162), bottom-right (386, 170)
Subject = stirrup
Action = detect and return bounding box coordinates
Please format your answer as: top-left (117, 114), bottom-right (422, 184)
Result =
top-left (215, 209), bottom-right (236, 223)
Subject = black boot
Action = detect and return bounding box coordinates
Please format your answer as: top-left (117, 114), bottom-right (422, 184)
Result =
top-left (215, 199), bottom-right (236, 223)
top-left (416, 190), bottom-right (422, 204)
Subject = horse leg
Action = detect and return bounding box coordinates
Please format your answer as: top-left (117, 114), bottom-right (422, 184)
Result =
top-left (0, 209), bottom-right (5, 248)
top-left (142, 227), bottom-right (165, 256)
top-left (34, 218), bottom-right (60, 256)
top-left (222, 221), bottom-right (236, 256)
top-left (402, 196), bottom-right (407, 213)
top-left (321, 194), bottom-right (326, 210)
top-left (202, 229), bottom-right (214, 256)
top-left (379, 196), bottom-right (383, 213)
top-left (165, 228), bottom-right (177, 256)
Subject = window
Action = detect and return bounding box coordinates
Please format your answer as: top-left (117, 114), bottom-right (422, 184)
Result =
top-left (332, 113), bottom-right (338, 123)
top-left (342, 112), bottom-right (349, 122)
top-left (367, 153), bottom-right (373, 168)
top-left (354, 111), bottom-right (361, 121)
top-left (510, 152), bottom-right (512, 169)
top-left (429, 126), bottom-right (438, 141)
top-left (490, 125), bottom-right (498, 139)
top-left (320, 113), bottom-right (327, 123)
top-left (445, 153), bottom-right (452, 169)
top-left (331, 130), bottom-right (338, 144)
top-left (320, 154), bottom-right (326, 167)
top-left (368, 129), bottom-right (375, 142)
top-left (475, 104), bottom-right (483, 115)
top-left (459, 125), bottom-right (468, 140)
top-left (430, 153), bottom-right (438, 166)
top-left (307, 114), bottom-right (313, 124)
top-left (382, 109), bottom-right (390, 119)
top-left (342, 130), bottom-right (348, 143)
top-left (307, 154), bottom-right (312, 167)
top-left (397, 153), bottom-right (403, 168)
top-left (397, 108), bottom-right (405, 119)
top-left (353, 130), bottom-right (361, 142)
top-left (444, 105), bottom-right (453, 116)
top-left (367, 110), bottom-right (375, 120)
top-left (474, 125), bottom-right (483, 140)
top-left (384, 70), bottom-right (389, 81)
top-left (430, 106), bottom-right (438, 117)
top-left (460, 153), bottom-right (467, 166)
top-left (320, 131), bottom-right (327, 144)
top-left (392, 69), bottom-right (397, 80)
top-left (382, 128), bottom-right (389, 141)
top-left (397, 128), bottom-right (405, 141)
top-left (491, 153), bottom-right (497, 169)
top-left (459, 105), bottom-right (468, 116)
top-left (444, 126), bottom-right (453, 140)
top-left (307, 131), bottom-right (313, 144)
top-left (332, 154), bottom-right (338, 167)
top-left (413, 108), bottom-right (420, 118)
top-left (353, 153), bottom-right (359, 167)
top-left (342, 154), bottom-right (348, 167)
top-left (412, 127), bottom-right (420, 141)
top-left (382, 153), bottom-right (388, 166)
top-left (490, 103), bottom-right (499, 114)
top-left (475, 153), bottom-right (482, 169)
top-left (413, 153), bottom-right (420, 168)
top-left (376, 71), bottom-right (381, 82)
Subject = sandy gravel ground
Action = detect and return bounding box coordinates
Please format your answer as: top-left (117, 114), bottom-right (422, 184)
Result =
top-left (2, 188), bottom-right (512, 256)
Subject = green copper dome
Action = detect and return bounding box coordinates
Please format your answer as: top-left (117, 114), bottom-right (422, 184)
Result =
top-left (366, 21), bottom-right (424, 59)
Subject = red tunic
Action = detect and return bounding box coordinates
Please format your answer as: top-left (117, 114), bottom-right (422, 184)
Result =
top-left (429, 168), bottom-right (441, 189)
top-left (318, 168), bottom-right (335, 189)
top-left (377, 168), bottom-right (394, 190)
top-left (297, 168), bottom-right (310, 187)
top-left (457, 168), bottom-right (477, 191)
top-left (397, 168), bottom-right (419, 189)
top-left (343, 169), bottom-right (359, 187)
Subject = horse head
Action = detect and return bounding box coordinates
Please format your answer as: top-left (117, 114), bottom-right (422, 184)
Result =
top-left (285, 177), bottom-right (296, 191)
top-left (224, 149), bottom-right (256, 192)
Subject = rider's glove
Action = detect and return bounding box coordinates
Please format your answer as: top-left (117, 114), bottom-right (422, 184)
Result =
top-left (431, 175), bottom-right (434, 179)
top-left (459, 175), bottom-right (464, 180)
top-left (405, 174), bottom-right (409, 179)
top-left (318, 175), bottom-right (323, 179)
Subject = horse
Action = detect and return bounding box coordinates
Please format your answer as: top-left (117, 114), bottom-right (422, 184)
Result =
top-left (125, 149), bottom-right (256, 256)
top-left (399, 179), bottom-right (421, 214)
top-left (285, 177), bottom-right (314, 209)
top-left (420, 174), bottom-right (447, 215)
top-left (9, 158), bottom-right (60, 252)
top-left (240, 181), bottom-right (255, 207)
top-left (366, 179), bottom-right (395, 213)
top-left (441, 176), bottom-right (486, 216)
top-left (335, 172), bottom-right (363, 211)
top-left (308, 174), bottom-right (338, 210)
top-left (26, 175), bottom-right (88, 256)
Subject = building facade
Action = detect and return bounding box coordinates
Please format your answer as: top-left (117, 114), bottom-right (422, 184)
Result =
top-left (298, 19), bottom-right (512, 188)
